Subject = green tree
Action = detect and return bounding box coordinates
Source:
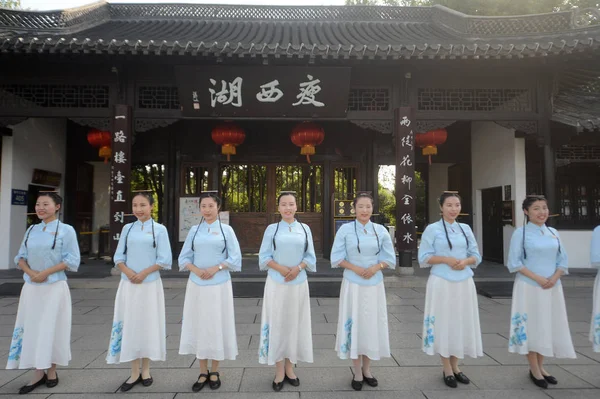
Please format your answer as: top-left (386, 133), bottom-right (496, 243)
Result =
top-left (0, 0), bottom-right (21, 9)
top-left (131, 164), bottom-right (165, 223)
top-left (345, 0), bottom-right (599, 15)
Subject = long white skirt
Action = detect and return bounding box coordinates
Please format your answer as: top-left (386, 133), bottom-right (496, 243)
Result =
top-left (335, 279), bottom-right (391, 360)
top-left (589, 272), bottom-right (600, 352)
top-left (258, 276), bottom-right (313, 365)
top-left (179, 279), bottom-right (238, 360)
top-left (6, 281), bottom-right (72, 369)
top-left (508, 278), bottom-right (576, 358)
top-left (106, 279), bottom-right (166, 364)
top-left (422, 275), bottom-right (483, 359)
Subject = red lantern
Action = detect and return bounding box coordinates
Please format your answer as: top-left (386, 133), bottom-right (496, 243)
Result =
top-left (415, 128), bottom-right (448, 165)
top-left (211, 122), bottom-right (246, 161)
top-left (290, 122), bottom-right (325, 163)
top-left (87, 129), bottom-right (112, 163)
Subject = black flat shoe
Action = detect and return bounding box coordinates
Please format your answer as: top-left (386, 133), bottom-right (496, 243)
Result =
top-left (141, 375), bottom-right (153, 387)
top-left (192, 374), bottom-right (209, 392)
top-left (19, 374), bottom-right (47, 395)
top-left (453, 372), bottom-right (470, 385)
top-left (443, 373), bottom-right (458, 388)
top-left (351, 379), bottom-right (363, 391)
top-left (363, 373), bottom-right (378, 387)
top-left (46, 372), bottom-right (59, 388)
top-left (208, 371), bottom-right (221, 390)
top-left (120, 376), bottom-right (142, 392)
top-left (529, 371), bottom-right (548, 389)
top-left (272, 379), bottom-right (284, 392)
top-left (284, 374), bottom-right (300, 387)
top-left (543, 375), bottom-right (558, 385)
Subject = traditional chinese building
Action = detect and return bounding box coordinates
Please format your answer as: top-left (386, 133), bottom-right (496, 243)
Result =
top-left (1, 1), bottom-right (599, 270)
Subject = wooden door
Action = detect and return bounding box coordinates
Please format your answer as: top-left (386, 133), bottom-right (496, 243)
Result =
top-left (481, 186), bottom-right (504, 263)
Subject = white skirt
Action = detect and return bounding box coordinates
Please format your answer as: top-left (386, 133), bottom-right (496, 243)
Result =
top-left (422, 275), bottom-right (483, 359)
top-left (508, 278), bottom-right (576, 358)
top-left (6, 281), bottom-right (72, 370)
top-left (589, 272), bottom-right (600, 352)
top-left (106, 279), bottom-right (166, 364)
top-left (335, 279), bottom-right (391, 360)
top-left (179, 279), bottom-right (238, 360)
top-left (258, 276), bottom-right (313, 365)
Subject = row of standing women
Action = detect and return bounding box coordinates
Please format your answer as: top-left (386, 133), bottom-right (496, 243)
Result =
top-left (6, 190), bottom-right (600, 395)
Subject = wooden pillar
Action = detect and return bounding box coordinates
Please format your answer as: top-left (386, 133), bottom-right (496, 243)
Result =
top-left (322, 160), bottom-right (332, 259)
top-left (537, 72), bottom-right (556, 213)
top-left (394, 107), bottom-right (417, 268)
top-left (109, 105), bottom-right (132, 255)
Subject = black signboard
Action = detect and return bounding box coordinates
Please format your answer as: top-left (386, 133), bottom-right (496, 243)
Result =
top-left (175, 66), bottom-right (352, 118)
top-left (32, 169), bottom-right (61, 187)
top-left (109, 105), bottom-right (132, 255)
top-left (394, 108), bottom-right (417, 262)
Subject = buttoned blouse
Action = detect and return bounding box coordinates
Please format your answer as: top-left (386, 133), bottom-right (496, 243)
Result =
top-left (417, 219), bottom-right (482, 282)
top-left (259, 220), bottom-right (317, 285)
top-left (113, 219), bottom-right (172, 283)
top-left (330, 220), bottom-right (396, 286)
top-left (178, 220), bottom-right (242, 286)
top-left (507, 222), bottom-right (568, 287)
top-left (590, 225), bottom-right (600, 268)
top-left (15, 219), bottom-right (80, 285)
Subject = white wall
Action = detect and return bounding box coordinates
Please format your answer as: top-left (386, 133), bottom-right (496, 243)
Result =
top-left (471, 121), bottom-right (526, 264)
top-left (559, 230), bottom-right (594, 268)
top-left (0, 118), bottom-right (67, 269)
top-left (427, 163), bottom-right (451, 224)
top-left (90, 161), bottom-right (110, 255)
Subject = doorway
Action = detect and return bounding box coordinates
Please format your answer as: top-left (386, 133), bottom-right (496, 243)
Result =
top-left (481, 186), bottom-right (504, 263)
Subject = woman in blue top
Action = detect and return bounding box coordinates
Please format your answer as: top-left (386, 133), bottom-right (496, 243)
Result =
top-left (258, 191), bottom-right (317, 392)
top-left (590, 225), bottom-right (600, 352)
top-left (330, 192), bottom-right (396, 391)
top-left (178, 192), bottom-right (242, 392)
top-left (106, 191), bottom-right (173, 392)
top-left (7, 192), bottom-right (80, 395)
top-left (417, 191), bottom-right (482, 388)
top-left (506, 195), bottom-right (575, 389)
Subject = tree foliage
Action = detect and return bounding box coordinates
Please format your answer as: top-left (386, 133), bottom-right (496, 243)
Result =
top-left (345, 0), bottom-right (599, 15)
top-left (0, 0), bottom-right (21, 9)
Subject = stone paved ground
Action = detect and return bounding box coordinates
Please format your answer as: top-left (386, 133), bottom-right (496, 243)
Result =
top-left (0, 279), bottom-right (598, 398)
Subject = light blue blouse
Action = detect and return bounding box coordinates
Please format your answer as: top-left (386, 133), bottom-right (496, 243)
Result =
top-left (178, 220), bottom-right (242, 286)
top-left (259, 220), bottom-right (317, 285)
top-left (330, 220), bottom-right (396, 286)
top-left (507, 222), bottom-right (568, 287)
top-left (113, 219), bottom-right (172, 283)
top-left (15, 219), bottom-right (80, 285)
top-left (417, 219), bottom-right (482, 282)
top-left (590, 225), bottom-right (600, 268)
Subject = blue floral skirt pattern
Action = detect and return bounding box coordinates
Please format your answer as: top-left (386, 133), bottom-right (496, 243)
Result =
top-left (340, 318), bottom-right (353, 354)
top-left (259, 324), bottom-right (270, 361)
top-left (109, 321), bottom-right (124, 357)
top-left (509, 312), bottom-right (528, 347)
top-left (423, 316), bottom-right (435, 348)
top-left (8, 327), bottom-right (24, 362)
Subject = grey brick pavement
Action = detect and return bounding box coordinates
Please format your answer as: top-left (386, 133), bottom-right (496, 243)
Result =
top-left (0, 278), bottom-right (598, 398)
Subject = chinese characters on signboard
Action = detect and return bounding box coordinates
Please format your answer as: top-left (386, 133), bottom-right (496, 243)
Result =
top-left (109, 105), bottom-right (132, 255)
top-left (175, 67), bottom-right (351, 118)
top-left (395, 108), bottom-right (417, 254)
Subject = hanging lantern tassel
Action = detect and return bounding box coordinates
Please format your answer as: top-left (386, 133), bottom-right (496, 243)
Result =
top-left (415, 129), bottom-right (448, 165)
top-left (87, 129), bottom-right (112, 163)
top-left (99, 146), bottom-right (112, 164)
top-left (291, 122), bottom-right (325, 164)
top-left (211, 122), bottom-right (246, 162)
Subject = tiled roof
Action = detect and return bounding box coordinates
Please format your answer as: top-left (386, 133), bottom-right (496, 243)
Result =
top-left (553, 91), bottom-right (600, 131)
top-left (1, 2), bottom-right (599, 59)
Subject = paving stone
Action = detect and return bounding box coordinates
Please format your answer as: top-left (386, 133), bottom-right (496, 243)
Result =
top-left (391, 349), bottom-right (499, 367)
top-left (576, 347), bottom-right (600, 363)
top-left (560, 365), bottom-right (600, 388)
top-left (388, 333), bottom-right (423, 349)
top-left (71, 334), bottom-right (111, 350)
top-left (248, 334), bottom-right (335, 350)
top-left (239, 367), bottom-right (352, 392)
top-left (460, 365), bottom-right (594, 389)
top-left (0, 370), bottom-right (29, 390)
top-left (423, 390), bottom-right (551, 399)
top-left (355, 366), bottom-right (479, 391)
top-left (388, 322), bottom-right (423, 334)
top-left (316, 298), bottom-right (339, 306)
top-left (545, 389), bottom-right (600, 399)
top-left (49, 395), bottom-right (173, 399)
top-left (391, 313), bottom-right (427, 323)
top-left (85, 350), bottom-right (195, 369)
top-left (177, 394), bottom-right (298, 399)
top-left (0, 369), bottom-right (126, 394)
top-left (302, 392), bottom-right (424, 399)
top-left (481, 333), bottom-right (509, 348)
top-left (141, 368), bottom-right (243, 393)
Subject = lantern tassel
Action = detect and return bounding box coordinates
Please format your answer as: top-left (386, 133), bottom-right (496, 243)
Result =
top-left (306, 154), bottom-right (312, 163)
top-left (428, 155), bottom-right (432, 165)
top-left (227, 154), bottom-right (231, 162)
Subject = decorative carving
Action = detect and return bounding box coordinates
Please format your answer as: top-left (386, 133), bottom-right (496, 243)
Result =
top-left (350, 120), bottom-right (392, 134)
top-left (0, 84), bottom-right (109, 109)
top-left (494, 120), bottom-right (538, 135)
top-left (70, 118), bottom-right (111, 131)
top-left (572, 8), bottom-right (600, 28)
top-left (415, 120), bottom-right (456, 132)
top-left (135, 118), bottom-right (179, 132)
top-left (348, 88), bottom-right (390, 112)
top-left (0, 117), bottom-right (27, 127)
top-left (418, 88), bottom-right (532, 112)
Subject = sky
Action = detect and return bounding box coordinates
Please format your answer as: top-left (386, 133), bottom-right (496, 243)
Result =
top-left (21, 0), bottom-right (348, 11)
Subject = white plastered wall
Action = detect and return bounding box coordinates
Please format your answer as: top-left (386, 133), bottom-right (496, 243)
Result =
top-left (0, 118), bottom-right (67, 269)
top-left (427, 163), bottom-right (451, 224)
top-left (90, 161), bottom-right (110, 255)
top-left (471, 121), bottom-right (526, 264)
